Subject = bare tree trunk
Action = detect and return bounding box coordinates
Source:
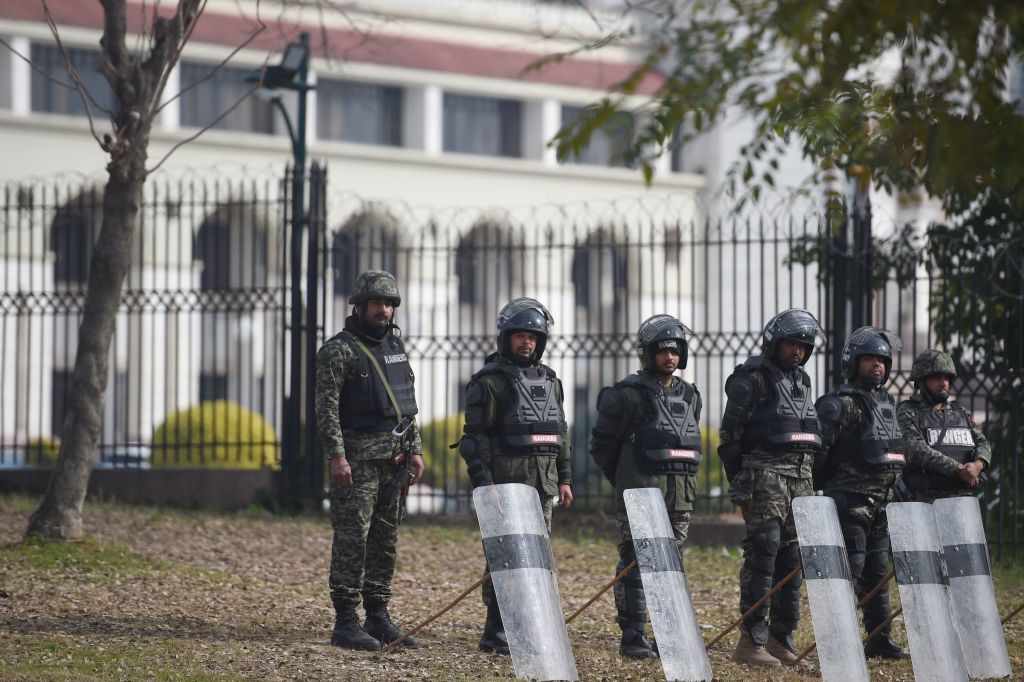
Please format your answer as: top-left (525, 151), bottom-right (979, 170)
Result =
top-left (26, 162), bottom-right (144, 539)
top-left (24, 0), bottom-right (199, 539)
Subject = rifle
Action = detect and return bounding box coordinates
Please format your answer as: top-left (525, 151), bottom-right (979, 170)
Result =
top-left (378, 416), bottom-right (416, 516)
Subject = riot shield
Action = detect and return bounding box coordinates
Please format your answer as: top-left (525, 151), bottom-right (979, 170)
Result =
top-left (623, 488), bottom-right (712, 682)
top-left (473, 483), bottom-right (578, 681)
top-left (933, 497), bottom-right (1012, 679)
top-left (791, 495), bottom-right (869, 682)
top-left (887, 502), bottom-right (969, 682)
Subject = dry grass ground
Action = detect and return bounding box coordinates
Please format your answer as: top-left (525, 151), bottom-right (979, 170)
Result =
top-left (1, 493), bottom-right (1023, 681)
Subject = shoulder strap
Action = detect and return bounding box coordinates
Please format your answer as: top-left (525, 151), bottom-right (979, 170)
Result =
top-left (342, 331), bottom-right (402, 422)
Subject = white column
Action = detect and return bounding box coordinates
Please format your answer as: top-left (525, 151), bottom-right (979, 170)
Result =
top-left (304, 69), bottom-right (318, 144)
top-left (404, 84), bottom-right (442, 155)
top-left (158, 64), bottom-right (180, 130)
top-left (7, 36), bottom-right (31, 115)
top-left (522, 98), bottom-right (560, 165)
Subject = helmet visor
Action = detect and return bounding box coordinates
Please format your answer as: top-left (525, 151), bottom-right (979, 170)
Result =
top-left (766, 308), bottom-right (825, 349)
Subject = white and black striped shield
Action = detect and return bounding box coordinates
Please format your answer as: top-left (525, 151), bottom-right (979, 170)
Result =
top-left (624, 487), bottom-right (712, 682)
top-left (887, 501), bottom-right (969, 682)
top-left (792, 495), bottom-right (869, 682)
top-left (933, 496), bottom-right (1011, 679)
top-left (473, 483), bottom-right (577, 681)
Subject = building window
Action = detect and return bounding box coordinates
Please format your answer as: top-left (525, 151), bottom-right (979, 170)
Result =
top-left (560, 106), bottom-right (634, 168)
top-left (31, 44), bottom-right (116, 117)
top-left (318, 80), bottom-right (402, 146)
top-left (443, 94), bottom-right (521, 157)
top-left (331, 211), bottom-right (400, 297)
top-left (455, 221), bottom-right (522, 308)
top-left (179, 62), bottom-right (274, 133)
top-left (572, 229), bottom-right (629, 309)
top-left (50, 190), bottom-right (103, 288)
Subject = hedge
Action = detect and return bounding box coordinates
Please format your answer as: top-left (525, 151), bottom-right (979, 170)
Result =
top-left (151, 400), bottom-right (280, 470)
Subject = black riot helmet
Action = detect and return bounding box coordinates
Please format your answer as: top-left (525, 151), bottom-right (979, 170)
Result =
top-left (841, 326), bottom-right (903, 385)
top-left (636, 314), bottom-right (693, 371)
top-left (761, 308), bottom-right (825, 366)
top-left (497, 297), bottom-right (554, 362)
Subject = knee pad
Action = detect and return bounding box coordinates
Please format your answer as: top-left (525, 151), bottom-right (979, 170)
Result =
top-left (750, 520), bottom-right (781, 575)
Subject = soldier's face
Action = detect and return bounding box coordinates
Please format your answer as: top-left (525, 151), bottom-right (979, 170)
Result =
top-left (359, 298), bottom-right (394, 330)
top-left (654, 349), bottom-right (680, 376)
top-left (510, 331), bottom-right (537, 359)
top-left (924, 374), bottom-right (951, 401)
top-left (776, 339), bottom-right (809, 368)
top-left (857, 355), bottom-right (886, 383)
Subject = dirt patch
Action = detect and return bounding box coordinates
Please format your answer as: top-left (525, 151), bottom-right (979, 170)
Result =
top-left (2, 495), bottom-right (1022, 680)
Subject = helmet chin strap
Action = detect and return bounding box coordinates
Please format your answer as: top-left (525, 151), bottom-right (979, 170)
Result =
top-left (922, 385), bottom-right (949, 404)
top-left (859, 374), bottom-right (884, 388)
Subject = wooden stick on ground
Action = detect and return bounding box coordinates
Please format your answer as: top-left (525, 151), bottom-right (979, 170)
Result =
top-left (793, 569), bottom-right (896, 664)
top-left (565, 560), bottom-right (638, 625)
top-left (382, 572), bottom-right (490, 653)
top-left (706, 565), bottom-right (802, 648)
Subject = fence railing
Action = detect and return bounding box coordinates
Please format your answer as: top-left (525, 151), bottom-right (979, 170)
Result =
top-left (1, 167), bottom-right (1021, 558)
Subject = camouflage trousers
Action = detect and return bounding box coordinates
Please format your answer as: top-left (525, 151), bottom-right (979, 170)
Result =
top-left (731, 467), bottom-right (812, 644)
top-left (482, 491), bottom-right (554, 608)
top-left (329, 459), bottom-right (402, 610)
top-left (614, 509), bottom-right (690, 624)
top-left (829, 490), bottom-right (894, 636)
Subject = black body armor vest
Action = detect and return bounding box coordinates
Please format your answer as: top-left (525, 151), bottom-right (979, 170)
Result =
top-left (835, 384), bottom-right (905, 471)
top-left (336, 326), bottom-right (418, 433)
top-left (619, 374), bottom-right (703, 475)
top-left (475, 361), bottom-right (567, 457)
top-left (736, 358), bottom-right (822, 454)
top-left (904, 403), bottom-right (977, 492)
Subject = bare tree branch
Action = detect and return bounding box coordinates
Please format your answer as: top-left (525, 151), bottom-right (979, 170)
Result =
top-left (146, 81), bottom-right (262, 174)
top-left (152, 23), bottom-right (268, 118)
top-left (41, 0), bottom-right (107, 148)
top-left (0, 35), bottom-right (79, 92)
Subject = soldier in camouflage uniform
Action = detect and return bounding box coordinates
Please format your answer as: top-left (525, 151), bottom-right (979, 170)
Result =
top-left (814, 326), bottom-right (909, 660)
top-left (719, 309), bottom-right (825, 668)
top-left (315, 270), bottom-right (425, 652)
top-left (897, 349), bottom-right (990, 502)
top-left (590, 315), bottom-right (702, 660)
top-left (458, 298), bottom-right (574, 656)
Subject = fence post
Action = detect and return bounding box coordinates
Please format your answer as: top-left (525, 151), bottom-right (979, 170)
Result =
top-left (304, 162), bottom-right (326, 505)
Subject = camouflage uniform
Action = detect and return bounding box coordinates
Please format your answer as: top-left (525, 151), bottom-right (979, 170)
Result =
top-left (721, 360), bottom-right (816, 650)
top-left (897, 349), bottom-right (991, 503)
top-left (458, 298), bottom-right (571, 655)
top-left (589, 314), bottom-right (702, 659)
top-left (590, 372), bottom-right (697, 626)
top-left (897, 396), bottom-right (990, 502)
top-left (317, 317), bottom-right (422, 612)
top-left (814, 389), bottom-right (902, 647)
top-left (461, 353), bottom-right (572, 604)
top-left (316, 270), bottom-right (422, 648)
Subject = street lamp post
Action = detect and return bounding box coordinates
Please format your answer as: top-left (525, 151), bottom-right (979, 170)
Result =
top-left (248, 32), bottom-right (314, 506)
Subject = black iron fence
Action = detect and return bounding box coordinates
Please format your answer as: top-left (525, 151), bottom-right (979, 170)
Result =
top-left (1, 167), bottom-right (1021, 557)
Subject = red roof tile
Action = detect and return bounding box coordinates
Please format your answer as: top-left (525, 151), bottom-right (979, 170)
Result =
top-left (1, 0), bottom-right (664, 94)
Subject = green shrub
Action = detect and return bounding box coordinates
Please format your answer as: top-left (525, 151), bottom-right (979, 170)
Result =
top-left (419, 412), bottom-right (466, 490)
top-left (151, 401), bottom-right (280, 470)
top-left (699, 427), bottom-right (727, 491)
top-left (25, 437), bottom-right (60, 467)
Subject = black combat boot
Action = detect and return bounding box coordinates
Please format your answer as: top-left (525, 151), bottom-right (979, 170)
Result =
top-left (618, 621), bottom-right (659, 660)
top-left (364, 600), bottom-right (418, 649)
top-left (864, 633), bottom-right (910, 660)
top-left (331, 605), bottom-right (382, 651)
top-left (479, 601), bottom-right (510, 655)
